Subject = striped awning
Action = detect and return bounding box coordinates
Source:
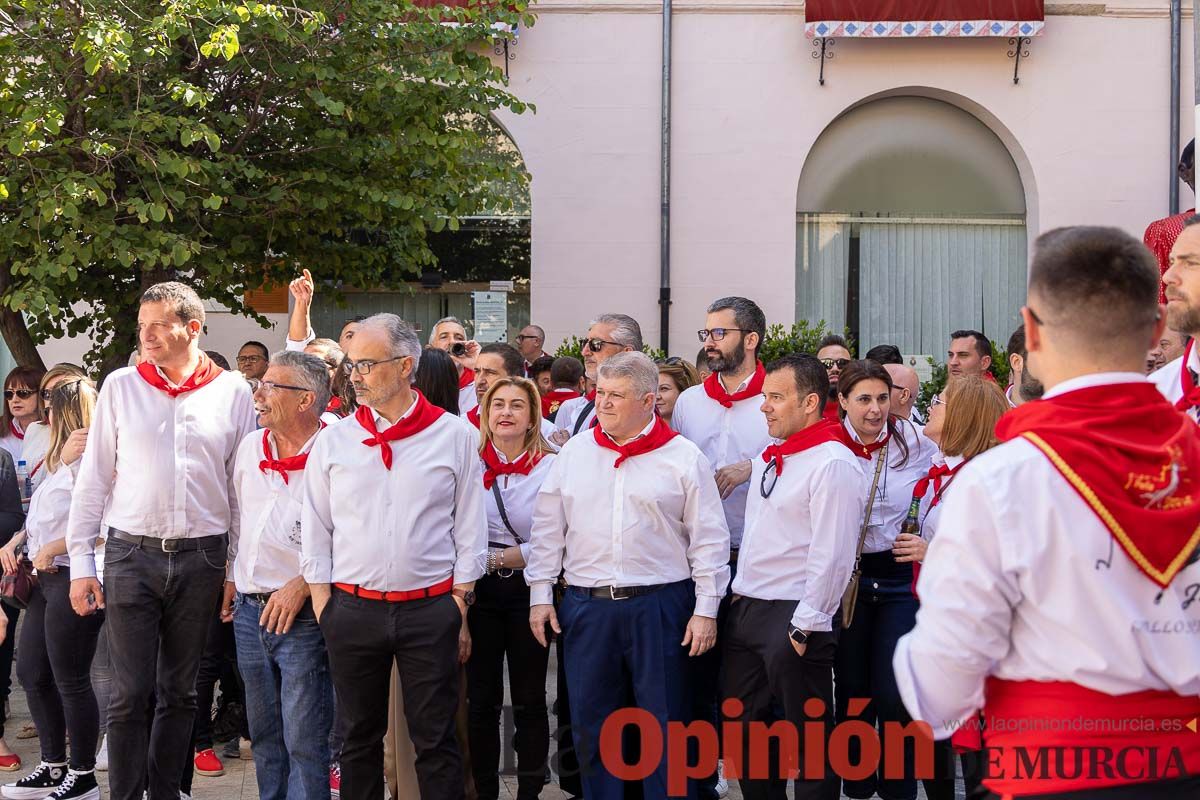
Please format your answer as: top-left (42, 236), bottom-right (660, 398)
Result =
top-left (804, 1), bottom-right (1044, 38)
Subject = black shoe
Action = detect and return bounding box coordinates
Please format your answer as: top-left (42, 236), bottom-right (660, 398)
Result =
top-left (1, 761), bottom-right (67, 799)
top-left (220, 738), bottom-right (241, 760)
top-left (47, 771), bottom-right (98, 800)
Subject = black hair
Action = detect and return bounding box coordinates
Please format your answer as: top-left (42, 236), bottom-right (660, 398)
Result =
top-left (765, 354), bottom-right (829, 414)
top-left (837, 359), bottom-right (910, 468)
top-left (864, 344), bottom-right (903, 365)
top-left (479, 342), bottom-right (524, 378)
top-left (949, 330), bottom-right (992, 360)
top-left (1006, 324), bottom-right (1027, 360)
top-left (240, 340), bottom-right (269, 359)
top-left (550, 356), bottom-right (584, 387)
top-left (414, 347), bottom-right (460, 416)
top-left (530, 355), bottom-right (555, 377)
top-left (817, 334), bottom-right (850, 353)
top-left (205, 351), bottom-right (231, 370)
top-left (1183, 139), bottom-right (1195, 170)
top-left (707, 297), bottom-right (767, 356)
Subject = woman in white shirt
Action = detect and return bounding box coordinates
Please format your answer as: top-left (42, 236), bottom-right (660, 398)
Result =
top-left (22, 364), bottom-right (89, 497)
top-left (0, 378), bottom-right (104, 800)
top-left (466, 377), bottom-right (555, 800)
top-left (834, 359), bottom-right (935, 800)
top-left (0, 366), bottom-right (47, 465)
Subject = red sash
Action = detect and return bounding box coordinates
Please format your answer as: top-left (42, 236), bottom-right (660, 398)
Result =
top-left (136, 355), bottom-right (223, 398)
top-left (982, 678), bottom-right (1200, 796)
top-left (593, 416), bottom-right (678, 468)
top-left (355, 392), bottom-right (445, 470)
top-left (466, 406), bottom-right (481, 429)
top-left (541, 389), bottom-right (580, 419)
top-left (458, 368), bottom-right (475, 391)
top-left (703, 362), bottom-right (765, 408)
top-left (995, 381), bottom-right (1200, 587)
top-left (760, 419), bottom-right (843, 475)
top-left (8, 421), bottom-right (22, 441)
top-left (480, 441), bottom-right (540, 490)
top-left (1175, 339), bottom-right (1200, 413)
top-left (258, 428), bottom-right (321, 484)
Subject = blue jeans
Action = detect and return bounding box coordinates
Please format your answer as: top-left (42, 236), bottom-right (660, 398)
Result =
top-left (233, 593), bottom-right (333, 800)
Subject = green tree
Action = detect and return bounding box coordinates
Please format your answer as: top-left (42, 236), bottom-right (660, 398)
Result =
top-left (0, 0), bottom-right (532, 374)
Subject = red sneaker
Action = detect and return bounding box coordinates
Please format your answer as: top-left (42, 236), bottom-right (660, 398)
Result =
top-left (193, 748), bottom-right (225, 777)
top-left (330, 763), bottom-right (341, 798)
top-left (0, 753), bottom-right (20, 772)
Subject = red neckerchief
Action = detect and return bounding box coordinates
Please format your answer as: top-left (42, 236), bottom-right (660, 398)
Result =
top-left (593, 416), bottom-right (678, 468)
top-left (136, 355), bottom-right (223, 398)
top-left (833, 421), bottom-right (891, 460)
top-left (821, 400), bottom-right (840, 423)
top-left (761, 418), bottom-right (844, 475)
top-left (480, 441), bottom-right (541, 489)
top-left (258, 426), bottom-right (323, 484)
top-left (584, 389), bottom-right (597, 403)
top-left (458, 368), bottom-right (475, 391)
top-left (1175, 339), bottom-right (1200, 413)
top-left (466, 406), bottom-right (481, 428)
top-left (8, 421), bottom-right (22, 440)
top-left (912, 460), bottom-right (967, 507)
top-left (326, 396), bottom-right (343, 415)
top-left (996, 381), bottom-right (1200, 587)
top-left (703, 362), bottom-right (766, 408)
top-left (29, 459), bottom-right (43, 478)
top-left (355, 392), bottom-right (446, 470)
top-left (541, 389), bottom-right (580, 419)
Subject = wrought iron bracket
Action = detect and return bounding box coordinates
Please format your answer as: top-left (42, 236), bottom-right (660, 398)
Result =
top-left (494, 35), bottom-right (517, 81)
top-left (1007, 37), bottom-right (1031, 84)
top-left (812, 37), bottom-right (834, 86)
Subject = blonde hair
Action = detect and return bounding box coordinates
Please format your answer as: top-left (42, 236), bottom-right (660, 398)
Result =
top-left (939, 376), bottom-right (1009, 459)
top-left (46, 378), bottom-right (97, 473)
top-left (478, 377), bottom-right (553, 459)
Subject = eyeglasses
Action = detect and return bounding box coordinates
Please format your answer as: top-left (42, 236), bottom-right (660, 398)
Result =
top-left (930, 395), bottom-right (946, 407)
top-left (248, 379), bottom-right (311, 394)
top-left (820, 358), bottom-right (851, 370)
top-left (236, 355), bottom-right (265, 364)
top-left (3, 390), bottom-right (35, 400)
top-left (585, 338), bottom-right (622, 353)
top-left (342, 355), bottom-right (405, 376)
top-left (697, 328), bottom-right (751, 343)
top-left (760, 458), bottom-right (779, 499)
top-left (515, 334), bottom-right (541, 342)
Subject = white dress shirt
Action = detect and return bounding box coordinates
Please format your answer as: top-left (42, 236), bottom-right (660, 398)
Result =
top-left (0, 419), bottom-right (35, 465)
top-left (26, 464), bottom-right (77, 573)
top-left (732, 440), bottom-right (865, 631)
top-left (483, 450), bottom-right (556, 565)
top-left (301, 402), bottom-right (487, 591)
top-left (916, 453), bottom-right (964, 542)
top-left (844, 417), bottom-right (936, 553)
top-left (1150, 344), bottom-right (1200, 422)
top-left (67, 366), bottom-right (257, 579)
top-left (230, 427), bottom-right (320, 594)
top-left (553, 395), bottom-right (596, 437)
top-left (459, 382), bottom-right (479, 415)
top-left (525, 418), bottom-right (732, 617)
top-left (670, 378), bottom-right (771, 549)
top-left (893, 372), bottom-right (1200, 739)
top-left (21, 423), bottom-right (50, 492)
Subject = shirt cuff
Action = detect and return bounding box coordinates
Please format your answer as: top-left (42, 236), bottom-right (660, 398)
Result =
top-left (694, 593), bottom-right (721, 619)
top-left (301, 557), bottom-right (332, 585)
top-left (454, 559), bottom-right (484, 586)
top-left (518, 542), bottom-right (532, 564)
top-left (285, 331), bottom-right (314, 352)
top-left (790, 601), bottom-right (833, 632)
top-left (530, 582), bottom-right (555, 607)
top-left (69, 555), bottom-right (97, 579)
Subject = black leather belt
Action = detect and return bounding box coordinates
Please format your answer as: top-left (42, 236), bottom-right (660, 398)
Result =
top-left (585, 583), bottom-right (669, 600)
top-left (241, 592), bottom-right (275, 605)
top-left (110, 529), bottom-right (226, 553)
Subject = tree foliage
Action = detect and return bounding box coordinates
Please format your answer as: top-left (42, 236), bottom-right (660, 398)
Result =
top-left (0, 0), bottom-right (533, 373)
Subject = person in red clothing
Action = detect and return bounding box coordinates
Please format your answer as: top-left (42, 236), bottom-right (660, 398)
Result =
top-left (1143, 139), bottom-right (1195, 303)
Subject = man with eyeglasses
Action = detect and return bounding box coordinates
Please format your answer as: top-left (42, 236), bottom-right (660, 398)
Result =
top-left (221, 351), bottom-right (334, 800)
top-left (551, 313), bottom-right (643, 445)
top-left (723, 354), bottom-right (863, 800)
top-left (66, 281), bottom-right (257, 800)
top-left (236, 341), bottom-right (270, 381)
top-left (816, 334), bottom-right (852, 422)
top-left (515, 325), bottom-right (549, 377)
top-left (301, 313), bottom-right (486, 800)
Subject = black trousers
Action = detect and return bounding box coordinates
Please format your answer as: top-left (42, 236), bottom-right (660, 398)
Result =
top-left (16, 568), bottom-right (105, 770)
top-left (466, 572), bottom-right (549, 800)
top-left (103, 535), bottom-right (227, 800)
top-left (0, 603), bottom-right (18, 739)
top-left (973, 774), bottom-right (1200, 799)
top-left (721, 596), bottom-right (840, 800)
top-left (321, 588), bottom-right (463, 800)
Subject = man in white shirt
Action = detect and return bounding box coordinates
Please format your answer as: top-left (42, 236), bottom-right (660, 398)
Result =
top-left (223, 351), bottom-right (333, 800)
top-left (428, 316), bottom-right (482, 414)
top-left (527, 352), bottom-right (731, 800)
top-left (301, 313), bottom-right (486, 800)
top-left (895, 226), bottom-right (1200, 798)
top-left (1152, 216), bottom-right (1200, 422)
top-left (724, 354), bottom-right (863, 800)
top-left (550, 313), bottom-right (642, 443)
top-left (464, 343), bottom-right (558, 443)
top-left (66, 281), bottom-right (257, 800)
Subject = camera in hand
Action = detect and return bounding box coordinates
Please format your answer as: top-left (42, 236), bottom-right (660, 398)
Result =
top-left (450, 342), bottom-right (468, 357)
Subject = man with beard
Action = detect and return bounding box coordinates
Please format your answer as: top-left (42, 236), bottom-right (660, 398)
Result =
top-left (1152, 215), bottom-right (1200, 422)
top-left (1004, 324), bottom-right (1044, 408)
top-left (816, 335), bottom-right (852, 422)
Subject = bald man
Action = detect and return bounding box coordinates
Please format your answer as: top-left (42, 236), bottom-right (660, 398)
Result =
top-left (884, 363), bottom-right (920, 421)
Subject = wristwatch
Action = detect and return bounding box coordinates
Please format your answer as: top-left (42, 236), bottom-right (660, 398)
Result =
top-left (786, 624), bottom-right (809, 645)
top-left (452, 588), bottom-right (476, 607)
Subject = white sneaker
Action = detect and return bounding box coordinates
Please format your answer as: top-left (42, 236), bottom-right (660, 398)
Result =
top-left (94, 736), bottom-right (107, 772)
top-left (715, 759), bottom-right (729, 798)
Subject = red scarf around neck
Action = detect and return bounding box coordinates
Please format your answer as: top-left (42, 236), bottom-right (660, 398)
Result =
top-left (326, 396), bottom-right (343, 415)
top-left (1175, 339), bottom-right (1200, 413)
top-left (458, 368), bottom-right (475, 391)
top-left (541, 389), bottom-right (581, 419)
top-left (593, 415), bottom-right (678, 468)
top-left (355, 391), bottom-right (445, 470)
top-left (912, 460), bottom-right (967, 507)
top-left (996, 381), bottom-right (1200, 587)
top-left (703, 362), bottom-right (766, 408)
top-left (833, 421), bottom-right (891, 460)
top-left (761, 418), bottom-right (844, 475)
top-left (136, 355), bottom-right (223, 398)
top-left (821, 400), bottom-right (841, 423)
top-left (480, 440), bottom-right (541, 489)
top-left (466, 405), bottom-right (481, 429)
top-left (258, 426), bottom-right (322, 484)
top-left (8, 421), bottom-right (22, 440)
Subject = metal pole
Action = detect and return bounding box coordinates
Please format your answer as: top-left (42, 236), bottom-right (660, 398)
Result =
top-left (658, 0), bottom-right (672, 354)
top-left (1171, 0), bottom-right (1182, 212)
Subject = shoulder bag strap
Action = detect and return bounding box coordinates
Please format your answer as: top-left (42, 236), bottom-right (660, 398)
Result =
top-left (853, 444), bottom-right (888, 566)
top-left (490, 481), bottom-right (525, 544)
top-left (572, 399), bottom-right (596, 435)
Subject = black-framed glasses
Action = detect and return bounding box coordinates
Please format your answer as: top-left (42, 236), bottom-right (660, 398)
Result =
top-left (585, 338), bottom-right (622, 353)
top-left (820, 358), bottom-right (851, 370)
top-left (515, 334), bottom-right (540, 342)
top-left (697, 328), bottom-right (750, 343)
top-left (3, 390), bottom-right (35, 400)
top-left (760, 458), bottom-right (779, 499)
top-left (236, 355), bottom-right (265, 364)
top-left (248, 379), bottom-right (311, 394)
top-left (342, 356), bottom-right (405, 376)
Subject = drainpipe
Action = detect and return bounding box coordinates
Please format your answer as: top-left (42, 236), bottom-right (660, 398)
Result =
top-left (1194, 0), bottom-right (1200, 197)
top-left (1171, 0), bottom-right (1181, 213)
top-left (659, 0), bottom-right (672, 354)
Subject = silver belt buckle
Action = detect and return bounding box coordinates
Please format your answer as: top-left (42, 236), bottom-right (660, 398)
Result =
top-left (609, 586), bottom-right (627, 600)
top-left (161, 538), bottom-right (182, 553)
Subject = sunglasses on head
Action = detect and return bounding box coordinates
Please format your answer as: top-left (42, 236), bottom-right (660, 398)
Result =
top-left (4, 389), bottom-right (35, 400)
top-left (820, 358), bottom-right (851, 370)
top-left (585, 338), bottom-right (621, 353)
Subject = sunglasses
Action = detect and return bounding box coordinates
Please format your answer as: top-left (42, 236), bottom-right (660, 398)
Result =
top-left (585, 338), bottom-right (622, 353)
top-left (4, 390), bottom-right (35, 400)
top-left (820, 358), bottom-right (851, 370)
top-left (760, 458), bottom-right (779, 499)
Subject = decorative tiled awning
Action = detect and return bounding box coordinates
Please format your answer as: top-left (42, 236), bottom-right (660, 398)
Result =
top-left (805, 1), bottom-right (1044, 39)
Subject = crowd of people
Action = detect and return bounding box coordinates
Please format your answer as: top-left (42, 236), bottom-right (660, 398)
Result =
top-left (0, 223), bottom-right (1192, 800)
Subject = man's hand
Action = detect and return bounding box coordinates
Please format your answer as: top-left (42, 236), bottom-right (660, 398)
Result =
top-left (892, 533), bottom-right (928, 564)
top-left (60, 428), bottom-right (89, 466)
top-left (529, 604), bottom-right (560, 648)
top-left (549, 429), bottom-right (571, 447)
top-left (32, 551), bottom-right (57, 573)
top-left (289, 269), bottom-right (315, 306)
top-left (70, 577), bottom-right (105, 617)
top-left (681, 615), bottom-right (717, 656)
top-left (219, 581), bottom-right (237, 622)
top-left (789, 632), bottom-right (808, 658)
top-left (260, 576), bottom-right (311, 634)
top-left (715, 460), bottom-right (753, 500)
top-left (458, 617), bottom-right (472, 665)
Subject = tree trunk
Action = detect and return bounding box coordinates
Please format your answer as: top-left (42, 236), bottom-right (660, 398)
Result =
top-left (0, 308), bottom-right (44, 371)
